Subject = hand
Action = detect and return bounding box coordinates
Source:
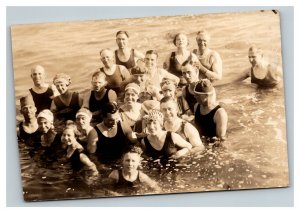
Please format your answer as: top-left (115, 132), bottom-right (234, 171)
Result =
top-left (136, 132), bottom-right (148, 139)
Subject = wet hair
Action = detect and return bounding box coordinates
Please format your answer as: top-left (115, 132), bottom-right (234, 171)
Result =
top-left (124, 145), bottom-right (143, 156)
top-left (145, 50), bottom-right (158, 58)
top-left (173, 33), bottom-right (189, 46)
top-left (103, 102), bottom-right (119, 117)
top-left (116, 30), bottom-right (129, 38)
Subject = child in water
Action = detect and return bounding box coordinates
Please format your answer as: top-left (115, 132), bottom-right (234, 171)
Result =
top-left (108, 146), bottom-right (160, 194)
top-left (61, 123), bottom-right (98, 175)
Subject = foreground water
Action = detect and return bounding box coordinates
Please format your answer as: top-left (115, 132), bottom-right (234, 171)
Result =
top-left (11, 11), bottom-right (288, 201)
top-left (18, 82), bottom-right (288, 201)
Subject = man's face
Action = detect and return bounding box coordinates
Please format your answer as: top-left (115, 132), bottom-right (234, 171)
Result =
top-left (21, 105), bottom-right (37, 119)
top-left (182, 65), bottom-right (198, 83)
top-left (104, 112), bottom-right (120, 129)
top-left (122, 152), bottom-right (141, 172)
top-left (100, 50), bottom-right (114, 67)
top-left (91, 76), bottom-right (106, 92)
top-left (248, 50), bottom-right (263, 67)
top-left (116, 33), bottom-right (128, 49)
top-left (124, 89), bottom-right (139, 104)
top-left (144, 53), bottom-right (157, 69)
top-left (31, 68), bottom-right (45, 86)
top-left (160, 101), bottom-right (178, 121)
top-left (196, 34), bottom-right (210, 51)
top-left (37, 117), bottom-right (52, 134)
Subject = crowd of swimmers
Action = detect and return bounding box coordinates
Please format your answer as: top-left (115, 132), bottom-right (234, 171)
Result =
top-left (17, 30), bottom-right (282, 193)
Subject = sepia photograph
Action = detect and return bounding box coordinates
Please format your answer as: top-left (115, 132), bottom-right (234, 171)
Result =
top-left (10, 9), bottom-right (289, 202)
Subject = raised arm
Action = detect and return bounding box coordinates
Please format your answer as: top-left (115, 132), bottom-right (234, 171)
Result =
top-left (161, 68), bottom-right (180, 85)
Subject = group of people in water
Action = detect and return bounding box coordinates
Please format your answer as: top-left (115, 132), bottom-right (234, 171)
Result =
top-left (17, 30), bottom-right (282, 193)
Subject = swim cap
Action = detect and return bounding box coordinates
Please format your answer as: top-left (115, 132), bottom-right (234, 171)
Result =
top-left (143, 109), bottom-right (164, 125)
top-left (76, 108), bottom-right (92, 119)
top-left (37, 109), bottom-right (54, 122)
top-left (125, 83), bottom-right (140, 94)
top-left (141, 100), bottom-right (160, 114)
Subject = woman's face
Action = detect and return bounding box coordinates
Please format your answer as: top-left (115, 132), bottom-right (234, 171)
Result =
top-left (61, 128), bottom-right (76, 146)
top-left (55, 81), bottom-right (68, 94)
top-left (146, 119), bottom-right (162, 135)
top-left (124, 89), bottom-right (139, 104)
top-left (37, 117), bottom-right (53, 134)
top-left (175, 34), bottom-right (188, 48)
top-left (116, 33), bottom-right (129, 49)
top-left (100, 50), bottom-right (115, 68)
top-left (21, 105), bottom-right (37, 119)
top-left (122, 152), bottom-right (141, 172)
top-left (162, 88), bottom-right (175, 98)
top-left (160, 101), bottom-right (178, 121)
top-left (144, 53), bottom-right (157, 69)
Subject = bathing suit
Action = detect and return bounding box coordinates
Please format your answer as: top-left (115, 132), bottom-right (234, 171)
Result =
top-left (29, 86), bottom-right (53, 113)
top-left (115, 49), bottom-right (136, 70)
top-left (53, 92), bottom-right (80, 120)
top-left (250, 67), bottom-right (279, 88)
top-left (168, 52), bottom-right (192, 86)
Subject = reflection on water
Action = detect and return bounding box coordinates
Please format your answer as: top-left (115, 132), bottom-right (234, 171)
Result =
top-left (18, 83), bottom-right (288, 201)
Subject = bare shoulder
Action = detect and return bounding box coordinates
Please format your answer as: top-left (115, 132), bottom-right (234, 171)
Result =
top-left (215, 107), bottom-right (228, 119)
top-left (138, 171), bottom-right (152, 182)
top-left (108, 170), bottom-right (119, 180)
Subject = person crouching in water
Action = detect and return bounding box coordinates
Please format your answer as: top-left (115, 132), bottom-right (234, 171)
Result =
top-left (107, 146), bottom-right (160, 194)
top-left (141, 110), bottom-right (192, 160)
top-left (51, 73), bottom-right (82, 122)
top-left (61, 124), bottom-right (98, 176)
top-left (75, 108), bottom-right (93, 150)
top-left (193, 79), bottom-right (228, 145)
top-left (36, 109), bottom-right (61, 162)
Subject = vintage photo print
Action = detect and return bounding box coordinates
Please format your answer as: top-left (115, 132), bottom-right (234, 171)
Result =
top-left (11, 9), bottom-right (289, 201)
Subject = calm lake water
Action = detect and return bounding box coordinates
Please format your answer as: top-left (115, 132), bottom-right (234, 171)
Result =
top-left (11, 10), bottom-right (289, 201)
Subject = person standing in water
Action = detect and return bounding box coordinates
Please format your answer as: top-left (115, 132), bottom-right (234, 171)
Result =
top-left (234, 46), bottom-right (282, 88)
top-left (193, 79), bottom-right (228, 144)
top-left (115, 31), bottom-right (145, 70)
top-left (163, 32), bottom-right (199, 87)
top-left (29, 65), bottom-right (56, 113)
top-left (193, 30), bottom-right (223, 81)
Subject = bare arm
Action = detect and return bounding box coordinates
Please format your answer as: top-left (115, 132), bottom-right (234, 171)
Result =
top-left (163, 53), bottom-right (172, 70)
top-left (171, 132), bottom-right (192, 158)
top-left (81, 91), bottom-right (91, 109)
top-left (108, 89), bottom-right (118, 102)
top-left (121, 120), bottom-right (138, 144)
top-left (214, 107), bottom-right (228, 140)
top-left (134, 50), bottom-right (145, 62)
top-left (198, 51), bottom-right (222, 80)
top-left (139, 172), bottom-right (161, 192)
top-left (87, 128), bottom-right (98, 153)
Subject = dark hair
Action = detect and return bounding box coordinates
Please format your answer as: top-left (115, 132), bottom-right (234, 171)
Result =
top-left (123, 145), bottom-right (143, 157)
top-left (173, 33), bottom-right (189, 46)
top-left (116, 31), bottom-right (129, 38)
top-left (103, 102), bottom-right (118, 117)
top-left (160, 96), bottom-right (177, 105)
top-left (145, 50), bottom-right (158, 58)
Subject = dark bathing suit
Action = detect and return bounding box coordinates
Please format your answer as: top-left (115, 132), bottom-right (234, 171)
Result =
top-left (100, 67), bottom-right (124, 94)
top-left (18, 122), bottom-right (42, 148)
top-left (115, 49), bottom-right (136, 70)
top-left (53, 92), bottom-right (80, 120)
top-left (168, 52), bottom-right (192, 86)
top-left (250, 67), bottom-right (278, 88)
top-left (194, 104), bottom-right (221, 138)
top-left (89, 89), bottom-right (110, 123)
top-left (29, 87), bottom-right (53, 113)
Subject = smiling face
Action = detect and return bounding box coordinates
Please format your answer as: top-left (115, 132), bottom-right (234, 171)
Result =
top-left (162, 87), bottom-right (175, 98)
top-left (146, 119), bottom-right (162, 135)
top-left (116, 33), bottom-right (129, 49)
top-left (21, 105), bottom-right (37, 119)
top-left (37, 117), bottom-right (53, 134)
top-left (144, 53), bottom-right (158, 69)
top-left (61, 128), bottom-right (76, 146)
top-left (124, 89), bottom-right (139, 104)
top-left (76, 115), bottom-right (90, 130)
top-left (100, 50), bottom-right (115, 68)
top-left (122, 152), bottom-right (141, 173)
top-left (31, 66), bottom-right (46, 86)
top-left (54, 81), bottom-right (68, 94)
top-left (160, 100), bottom-right (178, 121)
top-left (196, 33), bottom-right (210, 52)
top-left (175, 34), bottom-right (188, 48)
